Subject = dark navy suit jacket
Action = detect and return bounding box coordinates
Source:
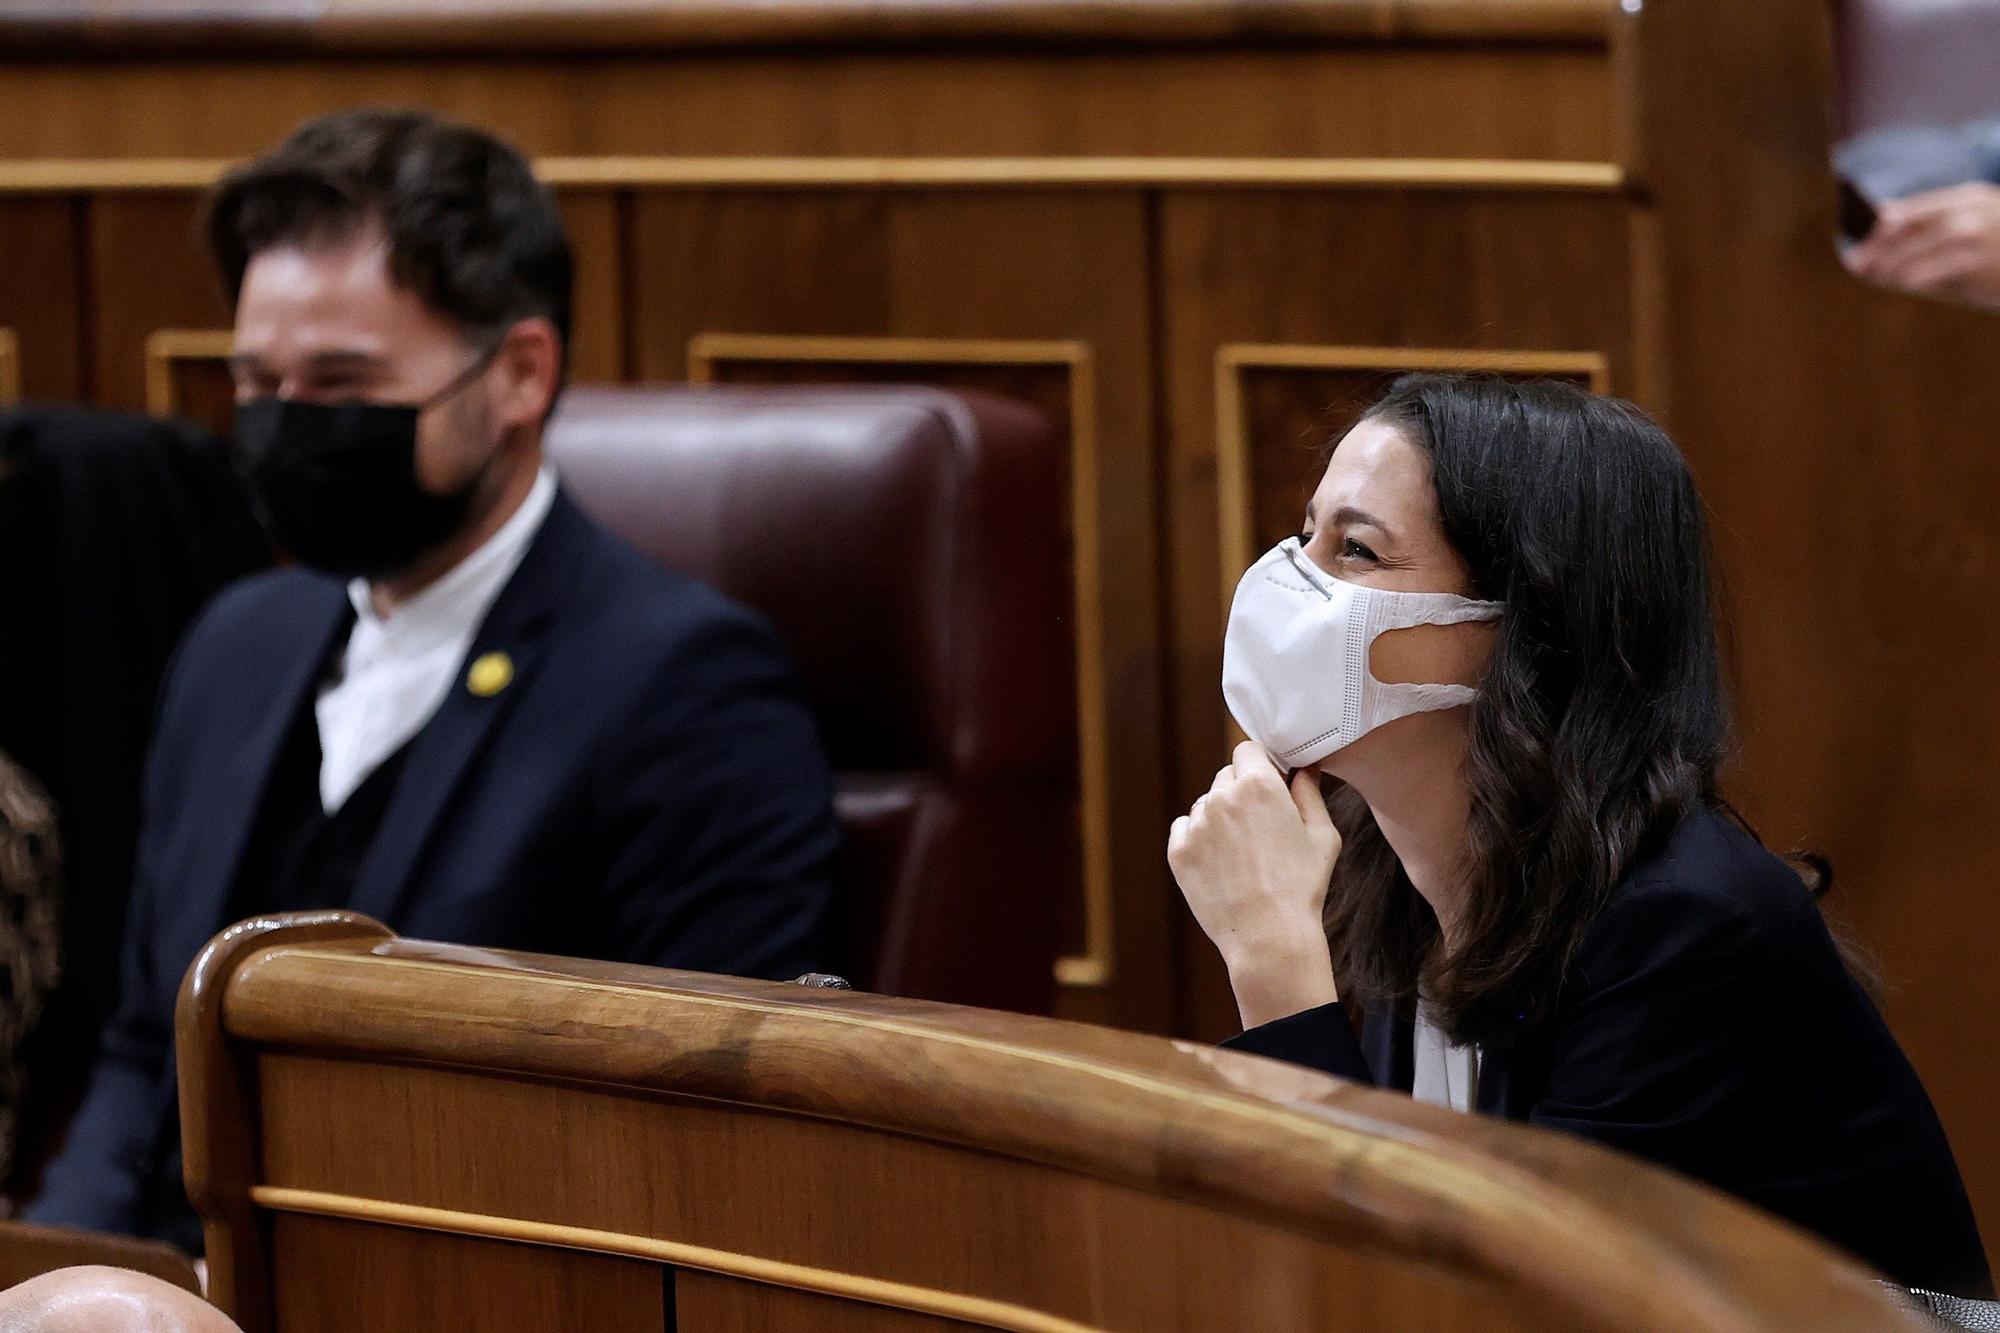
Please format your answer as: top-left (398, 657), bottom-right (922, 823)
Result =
top-left (1225, 806), bottom-right (1992, 1298)
top-left (28, 490), bottom-right (838, 1243)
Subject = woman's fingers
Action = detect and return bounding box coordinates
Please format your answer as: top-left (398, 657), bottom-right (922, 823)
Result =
top-left (1288, 766), bottom-right (1330, 825)
top-left (1170, 748), bottom-right (1340, 979)
top-left (1231, 740), bottom-right (1282, 783)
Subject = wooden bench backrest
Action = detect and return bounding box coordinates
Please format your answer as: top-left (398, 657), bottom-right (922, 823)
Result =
top-left (175, 913), bottom-right (1922, 1332)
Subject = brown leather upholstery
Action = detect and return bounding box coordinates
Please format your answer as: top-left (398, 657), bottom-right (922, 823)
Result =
top-left (546, 385), bottom-right (1075, 1013)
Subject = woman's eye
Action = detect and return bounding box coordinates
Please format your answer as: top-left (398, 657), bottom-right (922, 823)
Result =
top-left (1340, 538), bottom-right (1377, 562)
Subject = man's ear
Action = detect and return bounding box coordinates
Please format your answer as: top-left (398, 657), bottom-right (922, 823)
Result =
top-left (491, 317), bottom-right (562, 429)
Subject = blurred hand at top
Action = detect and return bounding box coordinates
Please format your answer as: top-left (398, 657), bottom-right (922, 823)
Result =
top-left (1847, 181), bottom-right (2000, 310)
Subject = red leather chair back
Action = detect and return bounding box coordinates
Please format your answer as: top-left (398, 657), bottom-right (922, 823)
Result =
top-left (546, 385), bottom-right (1075, 1013)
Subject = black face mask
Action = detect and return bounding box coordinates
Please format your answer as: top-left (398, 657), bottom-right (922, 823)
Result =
top-left (233, 352), bottom-right (496, 581)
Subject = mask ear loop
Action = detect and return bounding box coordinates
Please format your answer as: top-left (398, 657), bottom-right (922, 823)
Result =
top-left (418, 332), bottom-right (510, 413)
top-left (1360, 596), bottom-right (1503, 715)
top-left (408, 333), bottom-right (516, 529)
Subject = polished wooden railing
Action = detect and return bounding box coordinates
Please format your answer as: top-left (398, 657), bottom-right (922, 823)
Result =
top-left (175, 912), bottom-right (1921, 1332)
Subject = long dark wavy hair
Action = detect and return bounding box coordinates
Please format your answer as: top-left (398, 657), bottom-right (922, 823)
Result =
top-left (1323, 374), bottom-right (1732, 1051)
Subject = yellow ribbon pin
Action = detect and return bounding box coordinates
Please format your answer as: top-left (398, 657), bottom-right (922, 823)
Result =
top-left (466, 651), bottom-right (514, 698)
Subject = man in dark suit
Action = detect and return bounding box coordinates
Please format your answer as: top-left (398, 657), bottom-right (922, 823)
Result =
top-left (25, 108), bottom-right (838, 1248)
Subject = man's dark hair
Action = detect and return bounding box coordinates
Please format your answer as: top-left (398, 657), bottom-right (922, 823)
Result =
top-left (206, 107), bottom-right (572, 362)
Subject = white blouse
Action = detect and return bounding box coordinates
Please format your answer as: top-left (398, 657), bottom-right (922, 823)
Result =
top-left (1411, 1004), bottom-right (1482, 1114)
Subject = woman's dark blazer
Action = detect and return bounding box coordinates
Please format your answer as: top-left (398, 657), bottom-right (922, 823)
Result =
top-left (1223, 806), bottom-right (1992, 1297)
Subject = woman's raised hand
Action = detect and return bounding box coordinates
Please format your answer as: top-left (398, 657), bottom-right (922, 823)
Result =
top-left (1168, 741), bottom-right (1342, 1027)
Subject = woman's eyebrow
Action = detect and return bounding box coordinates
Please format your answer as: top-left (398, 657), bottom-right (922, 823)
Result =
top-left (1331, 504), bottom-right (1393, 536)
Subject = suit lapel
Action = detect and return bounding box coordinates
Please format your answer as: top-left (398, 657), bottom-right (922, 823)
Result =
top-left (175, 578), bottom-right (350, 958)
top-left (1362, 1001), bottom-right (1416, 1092)
top-left (1477, 1028), bottom-right (1540, 1115)
top-left (347, 493), bottom-right (593, 925)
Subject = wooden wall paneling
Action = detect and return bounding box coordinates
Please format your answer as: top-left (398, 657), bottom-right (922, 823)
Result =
top-left (629, 192), bottom-right (891, 351)
top-left (0, 46), bottom-right (1616, 166)
top-left (269, 1214), bottom-right (667, 1333)
top-left (686, 332), bottom-right (1109, 994)
top-left (675, 1273), bottom-right (986, 1333)
top-left (145, 328), bottom-right (234, 433)
top-left (1156, 189), bottom-right (1634, 1038)
top-left (1214, 345), bottom-right (1610, 589)
top-left (2, 158), bottom-right (1628, 196)
top-left (631, 190), bottom-right (1170, 1032)
top-left (0, 329), bottom-right (17, 407)
top-left (554, 188), bottom-right (626, 384)
top-left (0, 198), bottom-right (85, 403)
top-left (85, 191), bottom-right (229, 413)
top-left (1623, 0), bottom-right (2000, 1273)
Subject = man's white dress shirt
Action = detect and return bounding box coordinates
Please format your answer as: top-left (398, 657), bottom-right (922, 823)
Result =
top-left (314, 468), bottom-right (556, 813)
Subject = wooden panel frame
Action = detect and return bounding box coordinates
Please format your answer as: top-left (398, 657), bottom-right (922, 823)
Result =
top-left (1213, 343), bottom-right (1613, 601)
top-left (145, 327), bottom-right (234, 418)
top-left (0, 328), bottom-right (18, 406)
top-left (687, 333), bottom-right (1114, 992)
top-left (0, 158), bottom-right (1625, 195)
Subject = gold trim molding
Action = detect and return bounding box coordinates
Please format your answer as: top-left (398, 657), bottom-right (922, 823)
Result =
top-left (145, 328), bottom-right (234, 418)
top-left (0, 156), bottom-right (1625, 195)
top-left (251, 1186), bottom-right (1099, 1333)
top-left (1213, 343), bottom-right (1612, 598)
top-left (689, 333), bottom-right (1115, 991)
top-left (0, 329), bottom-right (19, 406)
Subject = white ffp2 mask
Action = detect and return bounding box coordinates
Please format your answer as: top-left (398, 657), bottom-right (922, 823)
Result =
top-left (1222, 538), bottom-right (1503, 769)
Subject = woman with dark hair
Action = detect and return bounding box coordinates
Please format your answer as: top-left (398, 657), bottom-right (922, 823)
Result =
top-left (1171, 374), bottom-right (1991, 1298)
